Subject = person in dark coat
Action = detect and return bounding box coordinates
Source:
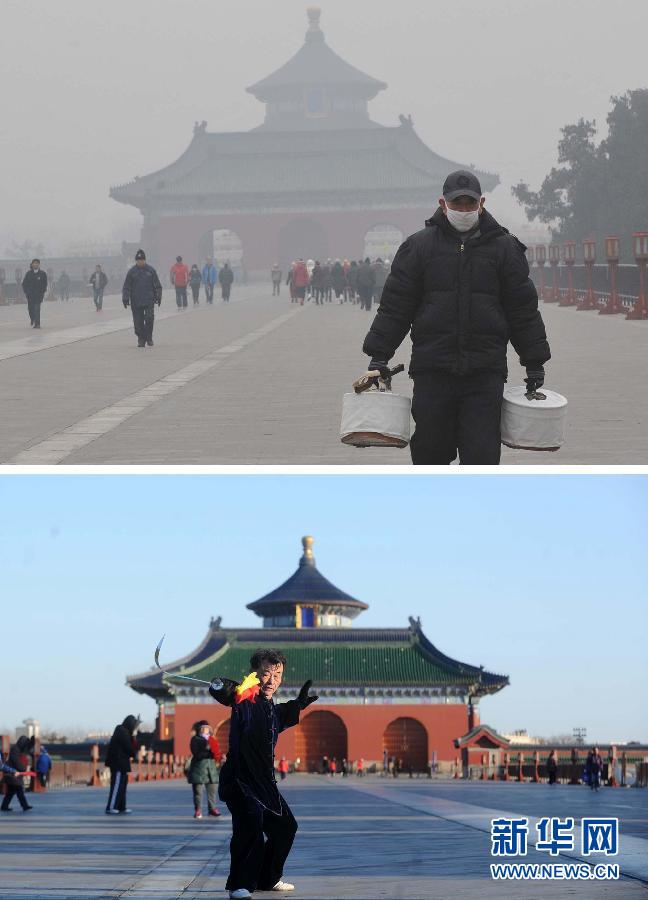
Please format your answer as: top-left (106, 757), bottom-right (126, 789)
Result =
top-left (104, 714), bottom-right (140, 814)
top-left (331, 260), bottom-right (346, 303)
top-left (122, 250), bottom-right (162, 347)
top-left (219, 262), bottom-right (234, 301)
top-left (89, 265), bottom-right (108, 311)
top-left (586, 747), bottom-right (603, 791)
top-left (546, 750), bottom-right (558, 785)
top-left (310, 261), bottom-right (324, 305)
top-left (188, 720), bottom-right (222, 818)
top-left (346, 260), bottom-right (358, 303)
top-left (1, 735), bottom-right (35, 812)
top-left (209, 649), bottom-right (318, 900)
top-left (189, 265), bottom-right (202, 305)
top-left (22, 259), bottom-right (48, 328)
top-left (271, 264), bottom-right (282, 296)
top-left (363, 169), bottom-right (551, 465)
top-left (57, 270), bottom-right (71, 302)
top-left (356, 258), bottom-right (376, 311)
top-left (371, 258), bottom-right (388, 306)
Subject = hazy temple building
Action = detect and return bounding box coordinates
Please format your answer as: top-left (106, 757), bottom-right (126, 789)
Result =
top-left (127, 537), bottom-right (508, 770)
top-left (110, 7), bottom-right (498, 275)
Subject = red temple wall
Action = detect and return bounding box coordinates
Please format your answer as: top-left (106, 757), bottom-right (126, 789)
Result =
top-left (172, 701), bottom-right (471, 763)
top-left (147, 207), bottom-right (428, 274)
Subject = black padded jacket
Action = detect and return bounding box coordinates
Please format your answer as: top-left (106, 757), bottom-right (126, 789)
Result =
top-left (363, 208), bottom-right (551, 376)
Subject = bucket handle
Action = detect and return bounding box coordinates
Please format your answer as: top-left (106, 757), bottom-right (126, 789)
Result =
top-left (525, 389), bottom-right (547, 402)
top-left (353, 363), bottom-right (405, 394)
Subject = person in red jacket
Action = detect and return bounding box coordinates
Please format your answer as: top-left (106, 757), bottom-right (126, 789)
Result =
top-left (170, 256), bottom-right (190, 309)
top-left (292, 259), bottom-right (309, 306)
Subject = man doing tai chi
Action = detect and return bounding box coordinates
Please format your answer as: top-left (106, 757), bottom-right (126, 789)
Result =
top-left (210, 649), bottom-right (318, 900)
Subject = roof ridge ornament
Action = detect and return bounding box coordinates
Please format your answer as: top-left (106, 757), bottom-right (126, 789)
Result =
top-left (305, 5), bottom-right (324, 42)
top-left (300, 534), bottom-right (316, 567)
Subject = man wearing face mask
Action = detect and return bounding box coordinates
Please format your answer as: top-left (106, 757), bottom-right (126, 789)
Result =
top-left (362, 170), bottom-right (551, 464)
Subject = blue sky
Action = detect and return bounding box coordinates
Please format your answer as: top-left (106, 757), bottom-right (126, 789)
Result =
top-left (0, 475), bottom-right (645, 743)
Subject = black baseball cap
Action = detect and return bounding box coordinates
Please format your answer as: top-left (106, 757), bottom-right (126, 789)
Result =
top-left (442, 170), bottom-right (482, 201)
top-left (135, 249), bottom-right (146, 260)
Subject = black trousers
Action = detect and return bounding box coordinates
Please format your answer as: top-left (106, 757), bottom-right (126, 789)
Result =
top-left (205, 283), bottom-right (214, 303)
top-left (27, 298), bottom-right (41, 326)
top-left (105, 768), bottom-right (128, 812)
top-left (410, 371), bottom-right (505, 465)
top-left (358, 288), bottom-right (372, 311)
top-left (224, 789), bottom-right (297, 892)
top-left (221, 285), bottom-right (231, 301)
top-left (191, 284), bottom-right (200, 303)
top-left (1, 783), bottom-right (29, 810)
top-left (175, 286), bottom-right (188, 308)
top-left (131, 304), bottom-right (155, 343)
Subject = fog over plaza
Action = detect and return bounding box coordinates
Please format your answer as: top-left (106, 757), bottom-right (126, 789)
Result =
top-left (2, 0), bottom-right (648, 253)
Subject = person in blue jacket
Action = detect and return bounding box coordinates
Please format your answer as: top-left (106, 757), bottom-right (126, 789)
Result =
top-left (202, 258), bottom-right (218, 305)
top-left (36, 747), bottom-right (52, 788)
top-left (122, 250), bottom-right (162, 348)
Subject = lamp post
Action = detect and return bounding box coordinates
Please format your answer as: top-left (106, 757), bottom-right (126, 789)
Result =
top-left (548, 244), bottom-right (560, 302)
top-left (535, 244), bottom-right (547, 301)
top-left (600, 236), bottom-right (621, 315)
top-left (577, 238), bottom-right (598, 310)
top-left (559, 241), bottom-right (577, 306)
top-left (626, 231), bottom-right (648, 320)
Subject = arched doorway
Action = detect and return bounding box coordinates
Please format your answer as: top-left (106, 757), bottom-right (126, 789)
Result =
top-left (278, 219), bottom-right (329, 271)
top-left (364, 224), bottom-right (403, 261)
top-left (214, 719), bottom-right (230, 761)
top-left (383, 717), bottom-right (428, 771)
top-left (294, 711), bottom-right (347, 773)
top-left (199, 229), bottom-right (245, 281)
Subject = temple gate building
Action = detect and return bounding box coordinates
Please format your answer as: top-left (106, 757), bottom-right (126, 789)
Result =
top-left (127, 537), bottom-right (508, 771)
top-left (110, 7), bottom-right (497, 276)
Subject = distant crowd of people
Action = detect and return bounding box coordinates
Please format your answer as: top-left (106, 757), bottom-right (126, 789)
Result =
top-left (277, 257), bottom-right (390, 310)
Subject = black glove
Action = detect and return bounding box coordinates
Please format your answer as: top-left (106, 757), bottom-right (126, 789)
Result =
top-left (209, 677), bottom-right (238, 706)
top-left (123, 301), bottom-right (129, 309)
top-left (368, 358), bottom-right (391, 380)
top-left (525, 364), bottom-right (545, 394)
top-left (297, 679), bottom-right (318, 710)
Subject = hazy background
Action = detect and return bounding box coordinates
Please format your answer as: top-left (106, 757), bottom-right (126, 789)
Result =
top-left (0, 475), bottom-right (645, 743)
top-left (1, 0), bottom-right (647, 254)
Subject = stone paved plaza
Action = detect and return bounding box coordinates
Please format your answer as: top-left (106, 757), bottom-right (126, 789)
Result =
top-left (0, 777), bottom-right (646, 899)
top-left (0, 288), bottom-right (646, 465)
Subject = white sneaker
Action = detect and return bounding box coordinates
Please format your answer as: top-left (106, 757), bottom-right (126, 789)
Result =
top-left (229, 890), bottom-right (252, 899)
top-left (271, 882), bottom-right (295, 892)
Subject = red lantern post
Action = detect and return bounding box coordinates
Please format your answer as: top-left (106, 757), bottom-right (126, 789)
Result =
top-left (600, 236), bottom-right (622, 314)
top-left (577, 239), bottom-right (598, 310)
top-left (535, 245), bottom-right (547, 300)
top-left (547, 244), bottom-right (560, 302)
top-left (626, 232), bottom-right (648, 320)
top-left (560, 242), bottom-right (577, 305)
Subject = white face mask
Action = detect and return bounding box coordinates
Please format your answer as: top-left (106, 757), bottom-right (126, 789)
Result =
top-left (445, 204), bottom-right (480, 232)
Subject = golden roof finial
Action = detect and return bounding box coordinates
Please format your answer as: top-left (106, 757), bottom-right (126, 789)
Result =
top-left (306, 6), bottom-right (321, 31)
top-left (301, 535), bottom-right (315, 562)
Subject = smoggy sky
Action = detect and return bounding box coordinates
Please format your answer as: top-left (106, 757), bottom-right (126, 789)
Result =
top-left (1, 0), bottom-right (647, 253)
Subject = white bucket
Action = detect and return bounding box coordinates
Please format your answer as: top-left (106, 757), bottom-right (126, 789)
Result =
top-left (340, 391), bottom-right (411, 448)
top-left (501, 386), bottom-right (568, 451)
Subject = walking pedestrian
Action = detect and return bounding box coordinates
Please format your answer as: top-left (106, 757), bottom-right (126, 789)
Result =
top-left (347, 260), bottom-right (358, 303)
top-left (340, 758), bottom-right (348, 777)
top-left (286, 262), bottom-right (297, 303)
top-left (362, 169), bottom-right (551, 465)
top-left (104, 714), bottom-right (140, 814)
top-left (1, 736), bottom-right (35, 812)
top-left (356, 758), bottom-right (364, 777)
top-left (547, 750), bottom-right (558, 785)
top-left (271, 264), bottom-right (282, 296)
top-left (21, 259), bottom-right (48, 328)
top-left (57, 270), bottom-right (71, 301)
top-left (202, 258), bottom-right (217, 304)
top-left (371, 257), bottom-right (387, 307)
top-left (355, 258), bottom-right (375, 311)
top-left (292, 259), bottom-right (309, 306)
top-left (170, 256), bottom-right (190, 309)
top-left (122, 249), bottom-right (162, 347)
top-left (310, 260), bottom-right (324, 305)
top-left (188, 721), bottom-right (222, 819)
top-left (36, 746), bottom-right (52, 788)
top-left (321, 260), bottom-right (332, 302)
top-left (189, 264), bottom-right (202, 305)
top-left (331, 260), bottom-right (346, 303)
top-left (278, 757), bottom-right (289, 781)
top-left (219, 262), bottom-right (234, 301)
top-left (586, 747), bottom-right (603, 791)
top-left (209, 649), bottom-right (318, 899)
top-left (89, 265), bottom-right (108, 311)
top-left (329, 758), bottom-right (337, 777)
